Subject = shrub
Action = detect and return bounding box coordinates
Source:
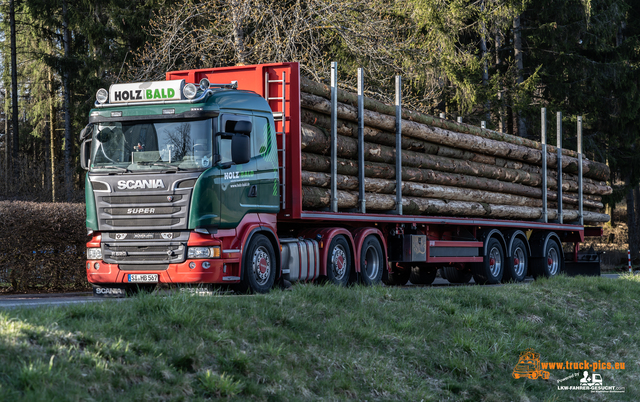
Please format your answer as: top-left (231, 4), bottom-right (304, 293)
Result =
top-left (0, 201), bottom-right (89, 292)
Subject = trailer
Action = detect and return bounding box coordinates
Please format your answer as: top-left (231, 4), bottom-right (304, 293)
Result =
top-left (81, 62), bottom-right (604, 295)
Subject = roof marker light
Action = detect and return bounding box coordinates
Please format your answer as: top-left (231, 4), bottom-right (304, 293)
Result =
top-left (199, 78), bottom-right (210, 91)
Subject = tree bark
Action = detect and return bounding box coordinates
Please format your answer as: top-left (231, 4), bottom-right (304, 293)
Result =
top-left (300, 91), bottom-right (610, 181)
top-left (301, 186), bottom-right (609, 223)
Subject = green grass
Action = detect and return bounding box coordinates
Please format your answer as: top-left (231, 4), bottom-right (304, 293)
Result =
top-left (1, 276), bottom-right (639, 401)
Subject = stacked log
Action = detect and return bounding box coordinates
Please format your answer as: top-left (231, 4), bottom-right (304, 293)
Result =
top-left (298, 78), bottom-right (611, 224)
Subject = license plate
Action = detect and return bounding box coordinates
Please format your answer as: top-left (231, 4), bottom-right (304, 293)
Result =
top-left (128, 274), bottom-right (158, 283)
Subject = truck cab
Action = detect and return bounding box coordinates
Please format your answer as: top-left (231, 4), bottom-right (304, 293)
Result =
top-left (82, 77), bottom-right (281, 294)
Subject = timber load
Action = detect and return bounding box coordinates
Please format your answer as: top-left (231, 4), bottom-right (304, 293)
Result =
top-left (298, 77), bottom-right (611, 224)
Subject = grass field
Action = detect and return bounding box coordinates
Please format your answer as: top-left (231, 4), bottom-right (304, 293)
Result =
top-left (0, 275), bottom-right (638, 401)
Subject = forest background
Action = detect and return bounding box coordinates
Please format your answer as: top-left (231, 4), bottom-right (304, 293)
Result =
top-left (0, 0), bottom-right (639, 257)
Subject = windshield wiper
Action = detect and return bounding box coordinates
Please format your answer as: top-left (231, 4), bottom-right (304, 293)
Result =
top-left (136, 161), bottom-right (183, 171)
top-left (99, 165), bottom-right (131, 172)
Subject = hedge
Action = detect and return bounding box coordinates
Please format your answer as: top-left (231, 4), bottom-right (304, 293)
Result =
top-left (0, 201), bottom-right (89, 292)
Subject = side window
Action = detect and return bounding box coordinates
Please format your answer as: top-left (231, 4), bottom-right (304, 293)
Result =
top-left (219, 114), bottom-right (251, 163)
top-left (252, 117), bottom-right (277, 163)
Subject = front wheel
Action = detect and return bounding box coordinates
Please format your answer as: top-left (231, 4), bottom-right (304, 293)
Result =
top-left (241, 234), bottom-right (276, 293)
top-left (326, 235), bottom-right (352, 286)
top-left (442, 266), bottom-right (472, 284)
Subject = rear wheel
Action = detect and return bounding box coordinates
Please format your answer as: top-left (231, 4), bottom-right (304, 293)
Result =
top-left (471, 237), bottom-right (504, 285)
top-left (326, 235), bottom-right (352, 286)
top-left (409, 265), bottom-right (437, 285)
top-left (241, 234), bottom-right (276, 293)
top-left (359, 235), bottom-right (384, 286)
top-left (531, 239), bottom-right (562, 278)
top-left (504, 238), bottom-right (528, 282)
top-left (442, 266), bottom-right (472, 284)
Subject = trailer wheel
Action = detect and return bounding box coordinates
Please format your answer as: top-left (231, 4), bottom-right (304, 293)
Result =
top-left (503, 238), bottom-right (528, 282)
top-left (384, 264), bottom-right (410, 286)
top-left (442, 266), bottom-right (472, 284)
top-left (326, 235), bottom-right (352, 286)
top-left (472, 237), bottom-right (504, 285)
top-left (241, 234), bottom-right (276, 293)
top-left (409, 265), bottom-right (436, 285)
top-left (531, 239), bottom-right (562, 278)
top-left (359, 235), bottom-right (384, 286)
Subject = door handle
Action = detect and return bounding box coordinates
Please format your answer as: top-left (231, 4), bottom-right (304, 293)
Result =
top-left (248, 185), bottom-right (258, 197)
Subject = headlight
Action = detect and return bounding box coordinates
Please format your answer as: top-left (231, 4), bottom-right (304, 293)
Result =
top-left (183, 83), bottom-right (198, 99)
top-left (96, 88), bottom-right (108, 104)
top-left (87, 247), bottom-right (103, 260)
top-left (187, 246), bottom-right (220, 259)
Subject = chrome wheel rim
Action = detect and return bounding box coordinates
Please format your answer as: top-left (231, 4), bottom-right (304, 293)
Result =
top-left (252, 246), bottom-right (271, 286)
top-left (489, 246), bottom-right (502, 277)
top-left (547, 247), bottom-right (559, 276)
top-left (331, 245), bottom-right (348, 280)
top-left (363, 244), bottom-right (380, 280)
top-left (513, 246), bottom-right (526, 277)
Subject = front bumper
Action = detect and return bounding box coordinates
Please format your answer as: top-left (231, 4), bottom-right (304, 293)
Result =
top-left (86, 255), bottom-right (241, 284)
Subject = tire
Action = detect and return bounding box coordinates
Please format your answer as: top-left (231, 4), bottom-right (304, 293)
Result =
top-left (531, 239), bottom-right (562, 279)
top-left (409, 265), bottom-right (436, 285)
top-left (241, 234), bottom-right (276, 293)
top-left (442, 266), bottom-right (472, 284)
top-left (359, 235), bottom-right (384, 286)
top-left (326, 235), bottom-right (352, 286)
top-left (471, 237), bottom-right (504, 285)
top-left (384, 264), bottom-right (410, 286)
top-left (503, 238), bottom-right (528, 282)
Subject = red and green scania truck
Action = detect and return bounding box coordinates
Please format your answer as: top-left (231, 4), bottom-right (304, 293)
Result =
top-left (81, 62), bottom-right (602, 296)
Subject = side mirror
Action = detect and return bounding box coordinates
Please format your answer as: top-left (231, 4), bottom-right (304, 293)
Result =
top-left (79, 124), bottom-right (93, 141)
top-left (231, 134), bottom-right (250, 165)
top-left (80, 139), bottom-right (92, 170)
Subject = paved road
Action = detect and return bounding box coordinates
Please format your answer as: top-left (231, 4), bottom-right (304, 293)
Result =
top-left (0, 292), bottom-right (119, 309)
top-left (0, 273), bottom-right (624, 309)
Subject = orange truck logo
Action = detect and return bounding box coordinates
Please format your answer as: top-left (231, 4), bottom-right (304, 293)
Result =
top-left (513, 349), bottom-right (550, 380)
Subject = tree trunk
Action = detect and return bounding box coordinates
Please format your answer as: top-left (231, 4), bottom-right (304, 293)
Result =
top-left (300, 92), bottom-right (610, 181)
top-left (301, 153), bottom-right (607, 208)
top-left (49, 67), bottom-right (56, 203)
top-left (9, 0), bottom-right (19, 183)
top-left (300, 76), bottom-right (579, 159)
top-left (301, 186), bottom-right (609, 223)
top-left (628, 182), bottom-right (638, 261)
top-left (62, 0), bottom-right (73, 201)
top-left (300, 125), bottom-right (611, 196)
top-left (301, 170), bottom-right (603, 210)
top-left (513, 15), bottom-right (527, 137)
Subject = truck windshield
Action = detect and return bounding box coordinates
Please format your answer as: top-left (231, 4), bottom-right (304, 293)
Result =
top-left (90, 119), bottom-right (213, 172)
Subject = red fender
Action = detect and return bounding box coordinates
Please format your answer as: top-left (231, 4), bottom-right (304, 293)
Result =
top-left (351, 227), bottom-right (388, 273)
top-left (300, 227), bottom-right (355, 278)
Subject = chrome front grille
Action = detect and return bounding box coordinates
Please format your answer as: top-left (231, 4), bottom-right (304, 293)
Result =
top-left (102, 241), bottom-right (186, 265)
